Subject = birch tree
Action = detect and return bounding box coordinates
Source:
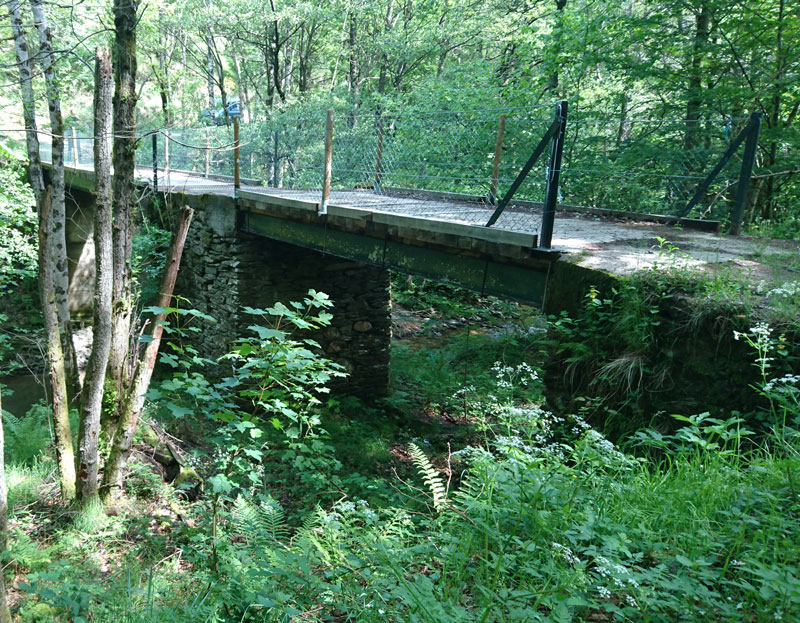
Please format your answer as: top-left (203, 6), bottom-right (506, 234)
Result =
top-left (7, 0), bottom-right (76, 501)
top-left (30, 0), bottom-right (80, 394)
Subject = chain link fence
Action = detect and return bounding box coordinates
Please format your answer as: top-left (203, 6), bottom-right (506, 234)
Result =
top-left (46, 106), bottom-right (759, 238)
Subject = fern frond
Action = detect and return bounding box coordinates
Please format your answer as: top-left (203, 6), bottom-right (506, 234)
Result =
top-left (10, 528), bottom-right (52, 570)
top-left (231, 495), bottom-right (289, 547)
top-left (408, 443), bottom-right (447, 512)
top-left (3, 404), bottom-right (51, 465)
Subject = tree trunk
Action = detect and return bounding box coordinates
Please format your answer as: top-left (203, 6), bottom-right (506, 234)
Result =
top-left (108, 0), bottom-right (138, 409)
top-left (39, 188), bottom-right (77, 501)
top-left (77, 48), bottom-right (114, 504)
top-left (683, 5), bottom-right (709, 159)
top-left (231, 51), bottom-right (251, 123)
top-left (269, 4), bottom-right (286, 103)
top-left (8, 0), bottom-right (76, 501)
top-left (7, 0), bottom-right (45, 206)
top-left (159, 84), bottom-right (170, 127)
top-left (762, 0), bottom-right (786, 220)
top-left (101, 206), bottom-right (194, 503)
top-left (30, 0), bottom-right (78, 398)
top-left (548, 0), bottom-right (568, 94)
top-left (0, 391), bottom-right (12, 623)
top-left (207, 35), bottom-right (215, 109)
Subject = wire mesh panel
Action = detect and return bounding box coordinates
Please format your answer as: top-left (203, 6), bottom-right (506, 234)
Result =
top-left (560, 116), bottom-right (749, 220)
top-left (322, 107), bottom-right (554, 232)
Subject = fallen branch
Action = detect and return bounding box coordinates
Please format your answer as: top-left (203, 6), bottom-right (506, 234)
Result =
top-left (100, 205), bottom-right (194, 503)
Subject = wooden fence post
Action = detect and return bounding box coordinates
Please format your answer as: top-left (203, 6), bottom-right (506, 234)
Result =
top-left (205, 128), bottom-right (211, 178)
top-left (71, 127), bottom-right (79, 166)
top-left (489, 113), bottom-right (507, 204)
top-left (164, 130), bottom-right (170, 175)
top-left (152, 133), bottom-right (158, 193)
top-left (321, 109), bottom-right (334, 213)
top-left (374, 112), bottom-right (384, 192)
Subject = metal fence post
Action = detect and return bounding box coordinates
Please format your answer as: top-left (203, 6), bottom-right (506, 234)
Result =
top-left (321, 109), bottom-right (334, 213)
top-left (152, 133), bottom-right (158, 193)
top-left (729, 111), bottom-right (762, 235)
top-left (539, 100), bottom-right (568, 249)
top-left (489, 113), bottom-right (507, 204)
top-left (233, 116), bottom-right (241, 197)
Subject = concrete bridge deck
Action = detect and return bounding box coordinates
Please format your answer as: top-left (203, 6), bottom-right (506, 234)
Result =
top-left (60, 162), bottom-right (800, 311)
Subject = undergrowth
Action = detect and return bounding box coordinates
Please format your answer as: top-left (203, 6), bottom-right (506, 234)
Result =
top-left (3, 294), bottom-right (800, 622)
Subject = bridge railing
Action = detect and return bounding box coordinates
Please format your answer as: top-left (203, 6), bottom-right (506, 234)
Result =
top-left (49, 103), bottom-right (763, 241)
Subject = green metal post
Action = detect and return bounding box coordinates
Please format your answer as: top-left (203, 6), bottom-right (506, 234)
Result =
top-left (539, 101), bottom-right (568, 249)
top-left (729, 111), bottom-right (762, 235)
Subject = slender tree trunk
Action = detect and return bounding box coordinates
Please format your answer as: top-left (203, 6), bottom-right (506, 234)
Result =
top-left (30, 0), bottom-right (79, 398)
top-left (763, 0), bottom-right (785, 220)
top-left (101, 207), bottom-right (194, 503)
top-left (108, 0), bottom-right (139, 412)
top-left (348, 14), bottom-right (359, 127)
top-left (683, 5), bottom-right (709, 158)
top-left (379, 54), bottom-right (388, 94)
top-left (265, 42), bottom-right (275, 108)
top-left (157, 39), bottom-right (172, 127)
top-left (283, 37), bottom-right (295, 96)
top-left (159, 84), bottom-right (170, 127)
top-left (207, 35), bottom-right (215, 109)
top-left (231, 51), bottom-right (251, 123)
top-left (616, 95), bottom-right (630, 145)
top-left (39, 188), bottom-right (77, 501)
top-left (77, 48), bottom-right (114, 504)
top-left (8, 0), bottom-right (44, 206)
top-left (8, 0), bottom-right (76, 501)
top-left (0, 391), bottom-right (12, 623)
top-left (269, 9), bottom-right (286, 102)
top-left (548, 0), bottom-right (568, 94)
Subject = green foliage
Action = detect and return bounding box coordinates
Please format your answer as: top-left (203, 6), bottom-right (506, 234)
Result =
top-left (0, 158), bottom-right (37, 296)
top-left (19, 561), bottom-right (107, 623)
top-left (229, 494), bottom-right (289, 546)
top-left (77, 367), bottom-right (800, 622)
top-left (547, 282), bottom-right (665, 425)
top-left (132, 225), bottom-right (173, 308)
top-left (148, 290), bottom-right (347, 553)
top-left (391, 321), bottom-right (545, 419)
top-left (0, 157), bottom-right (41, 371)
top-left (13, 302), bottom-right (800, 622)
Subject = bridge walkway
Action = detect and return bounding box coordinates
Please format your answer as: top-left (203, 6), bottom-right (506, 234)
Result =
top-left (59, 161), bottom-right (800, 311)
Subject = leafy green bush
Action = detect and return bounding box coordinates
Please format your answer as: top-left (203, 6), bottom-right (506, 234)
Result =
top-left (132, 225), bottom-right (172, 308)
top-left (0, 159), bottom-right (37, 296)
